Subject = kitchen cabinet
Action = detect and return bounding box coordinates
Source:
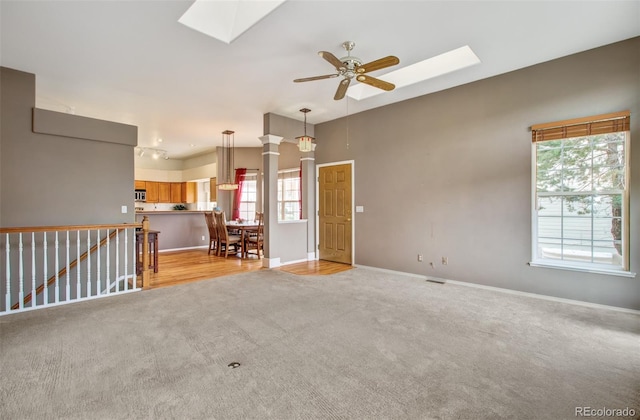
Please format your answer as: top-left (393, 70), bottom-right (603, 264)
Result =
top-left (185, 182), bottom-right (197, 203)
top-left (170, 182), bottom-right (183, 203)
top-left (145, 181), bottom-right (159, 202)
top-left (134, 180), bottom-right (146, 190)
top-left (210, 177), bottom-right (217, 202)
top-left (158, 182), bottom-right (171, 203)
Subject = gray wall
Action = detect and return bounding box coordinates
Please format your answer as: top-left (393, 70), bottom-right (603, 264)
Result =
top-left (315, 37), bottom-right (640, 310)
top-left (1, 67), bottom-right (137, 227)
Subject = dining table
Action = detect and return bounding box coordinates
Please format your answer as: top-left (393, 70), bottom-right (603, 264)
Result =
top-left (225, 220), bottom-right (260, 258)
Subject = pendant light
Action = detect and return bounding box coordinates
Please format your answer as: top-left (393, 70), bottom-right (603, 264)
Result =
top-left (296, 108), bottom-right (314, 152)
top-left (218, 130), bottom-right (239, 190)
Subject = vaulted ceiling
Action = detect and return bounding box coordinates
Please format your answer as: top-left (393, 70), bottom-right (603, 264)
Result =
top-left (1, 1), bottom-right (638, 158)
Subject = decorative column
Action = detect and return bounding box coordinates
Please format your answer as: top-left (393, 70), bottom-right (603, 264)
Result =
top-left (259, 134), bottom-right (283, 268)
top-left (300, 144), bottom-right (316, 260)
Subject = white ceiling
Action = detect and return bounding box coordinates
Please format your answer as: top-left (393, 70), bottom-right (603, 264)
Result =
top-left (1, 1), bottom-right (639, 159)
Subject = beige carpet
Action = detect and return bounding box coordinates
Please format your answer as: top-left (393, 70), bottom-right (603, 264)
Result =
top-left (1, 268), bottom-right (639, 419)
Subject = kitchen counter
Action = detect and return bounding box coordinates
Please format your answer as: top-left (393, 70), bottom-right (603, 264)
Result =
top-left (136, 210), bottom-right (207, 214)
top-left (135, 211), bottom-right (209, 251)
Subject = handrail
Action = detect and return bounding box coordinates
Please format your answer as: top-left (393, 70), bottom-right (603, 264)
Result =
top-left (11, 228), bottom-right (123, 310)
top-left (1, 217), bottom-right (151, 315)
top-left (0, 223), bottom-right (141, 234)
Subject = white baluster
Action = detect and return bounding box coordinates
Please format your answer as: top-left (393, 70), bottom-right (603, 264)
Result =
top-left (106, 231), bottom-right (110, 295)
top-left (131, 228), bottom-right (137, 290)
top-left (31, 232), bottom-right (36, 308)
top-left (96, 229), bottom-right (101, 296)
top-left (55, 232), bottom-right (60, 303)
top-left (43, 232), bottom-right (48, 306)
top-left (115, 232), bottom-right (120, 293)
top-left (86, 230), bottom-right (91, 298)
top-left (61, 231), bottom-right (71, 303)
top-left (18, 233), bottom-right (24, 309)
top-left (5, 233), bottom-right (11, 312)
top-left (65, 231), bottom-right (70, 302)
top-left (76, 231), bottom-right (81, 300)
top-left (124, 229), bottom-right (128, 291)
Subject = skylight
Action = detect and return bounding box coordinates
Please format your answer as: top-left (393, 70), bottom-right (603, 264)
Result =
top-left (178, 0), bottom-right (286, 44)
top-left (347, 45), bottom-right (481, 101)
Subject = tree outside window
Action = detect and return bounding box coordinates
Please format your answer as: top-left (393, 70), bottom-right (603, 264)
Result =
top-left (534, 123), bottom-right (629, 270)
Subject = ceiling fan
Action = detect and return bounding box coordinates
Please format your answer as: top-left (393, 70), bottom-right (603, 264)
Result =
top-left (294, 41), bottom-right (400, 100)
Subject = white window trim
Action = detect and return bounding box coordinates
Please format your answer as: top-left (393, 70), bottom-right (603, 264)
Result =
top-left (277, 168), bottom-right (301, 221)
top-left (530, 133), bottom-right (633, 276)
top-left (238, 173), bottom-right (258, 221)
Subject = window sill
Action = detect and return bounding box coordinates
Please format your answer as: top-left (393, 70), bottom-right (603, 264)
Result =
top-left (278, 219), bottom-right (307, 224)
top-left (528, 261), bottom-right (636, 278)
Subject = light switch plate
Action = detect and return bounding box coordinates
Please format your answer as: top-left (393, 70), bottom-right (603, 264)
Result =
top-left (356, 206), bottom-right (364, 213)
top-left (121, 205), bottom-right (127, 214)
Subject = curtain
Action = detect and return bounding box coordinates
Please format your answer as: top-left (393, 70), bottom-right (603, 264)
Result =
top-left (299, 162), bottom-right (303, 220)
top-left (232, 168), bottom-right (247, 220)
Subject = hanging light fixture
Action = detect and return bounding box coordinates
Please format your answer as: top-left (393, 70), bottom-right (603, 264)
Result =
top-left (296, 108), bottom-right (314, 152)
top-left (218, 130), bottom-right (239, 190)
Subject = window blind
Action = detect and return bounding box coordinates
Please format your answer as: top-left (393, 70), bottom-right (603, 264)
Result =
top-left (531, 111), bottom-right (630, 142)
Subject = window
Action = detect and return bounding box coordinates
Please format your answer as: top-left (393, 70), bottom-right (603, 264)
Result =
top-left (531, 112), bottom-right (630, 273)
top-left (277, 169), bottom-right (301, 221)
top-left (238, 174), bottom-right (257, 221)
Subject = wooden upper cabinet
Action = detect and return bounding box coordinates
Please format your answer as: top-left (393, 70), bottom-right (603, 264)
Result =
top-left (134, 180), bottom-right (146, 190)
top-left (170, 182), bottom-right (183, 203)
top-left (185, 182), bottom-right (197, 203)
top-left (210, 177), bottom-right (217, 202)
top-left (145, 181), bottom-right (159, 203)
top-left (158, 182), bottom-right (171, 203)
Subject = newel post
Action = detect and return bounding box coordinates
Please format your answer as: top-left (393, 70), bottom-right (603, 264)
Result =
top-left (141, 216), bottom-right (150, 289)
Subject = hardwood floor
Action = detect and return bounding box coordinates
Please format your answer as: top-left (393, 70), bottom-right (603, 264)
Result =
top-left (143, 248), bottom-right (352, 290)
top-left (277, 259), bottom-right (353, 275)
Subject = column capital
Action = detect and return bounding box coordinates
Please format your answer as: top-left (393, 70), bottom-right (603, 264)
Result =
top-left (259, 134), bottom-right (283, 146)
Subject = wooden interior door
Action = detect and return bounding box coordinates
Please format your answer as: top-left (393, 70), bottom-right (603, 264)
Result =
top-left (318, 163), bottom-right (352, 264)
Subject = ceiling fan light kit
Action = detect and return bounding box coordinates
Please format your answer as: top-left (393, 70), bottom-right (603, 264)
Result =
top-left (294, 41), bottom-right (400, 100)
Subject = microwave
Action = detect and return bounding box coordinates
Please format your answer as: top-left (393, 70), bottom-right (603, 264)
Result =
top-left (134, 189), bottom-right (146, 202)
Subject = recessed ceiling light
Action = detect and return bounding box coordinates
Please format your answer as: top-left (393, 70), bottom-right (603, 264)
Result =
top-left (347, 45), bottom-right (481, 101)
top-left (157, 138), bottom-right (163, 143)
top-left (190, 144), bottom-right (195, 147)
top-left (178, 0), bottom-right (286, 44)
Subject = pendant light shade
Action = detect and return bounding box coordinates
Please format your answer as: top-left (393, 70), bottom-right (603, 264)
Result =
top-left (218, 130), bottom-right (239, 190)
top-left (296, 108), bottom-right (314, 152)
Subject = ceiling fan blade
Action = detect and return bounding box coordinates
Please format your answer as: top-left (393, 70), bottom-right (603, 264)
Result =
top-left (318, 51), bottom-right (346, 71)
top-left (294, 74), bottom-right (339, 83)
top-left (355, 74), bottom-right (395, 91)
top-left (334, 78), bottom-right (351, 100)
top-left (356, 56), bottom-right (400, 74)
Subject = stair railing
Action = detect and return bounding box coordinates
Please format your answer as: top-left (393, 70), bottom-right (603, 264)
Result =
top-left (0, 217), bottom-right (150, 315)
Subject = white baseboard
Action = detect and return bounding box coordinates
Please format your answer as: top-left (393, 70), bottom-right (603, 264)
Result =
top-left (307, 252), bottom-right (317, 261)
top-left (159, 245), bottom-right (208, 253)
top-left (355, 265), bottom-right (640, 315)
top-left (280, 258), bottom-right (309, 267)
top-left (262, 257), bottom-right (281, 268)
top-left (355, 264), bottom-right (426, 279)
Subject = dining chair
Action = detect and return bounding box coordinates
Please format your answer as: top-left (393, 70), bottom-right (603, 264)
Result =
top-left (204, 212), bottom-right (217, 255)
top-left (214, 210), bottom-right (242, 257)
top-left (244, 212), bottom-right (264, 258)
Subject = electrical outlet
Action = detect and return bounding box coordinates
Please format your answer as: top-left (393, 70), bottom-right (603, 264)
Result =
top-left (442, 257), bottom-right (448, 265)
top-left (417, 254), bottom-right (423, 262)
top-left (201, 236), bottom-right (205, 241)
